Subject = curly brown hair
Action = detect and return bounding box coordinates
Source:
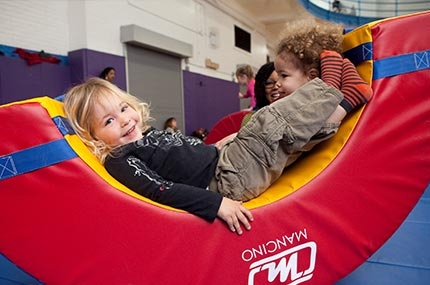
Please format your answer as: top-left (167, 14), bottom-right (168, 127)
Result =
top-left (276, 20), bottom-right (344, 73)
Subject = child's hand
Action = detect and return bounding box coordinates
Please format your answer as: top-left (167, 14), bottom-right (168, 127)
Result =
top-left (217, 197), bottom-right (254, 235)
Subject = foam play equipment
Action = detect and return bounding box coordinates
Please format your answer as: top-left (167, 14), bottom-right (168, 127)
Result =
top-left (336, 184), bottom-right (430, 284)
top-left (1, 11), bottom-right (429, 285)
top-left (205, 110), bottom-right (250, 144)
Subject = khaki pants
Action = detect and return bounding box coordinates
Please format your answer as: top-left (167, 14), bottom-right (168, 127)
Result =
top-left (211, 78), bottom-right (343, 201)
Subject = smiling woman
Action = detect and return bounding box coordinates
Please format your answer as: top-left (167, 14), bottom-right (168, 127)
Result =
top-left (99, 66), bottom-right (116, 83)
top-left (254, 61), bottom-right (280, 109)
top-left (238, 61), bottom-right (280, 127)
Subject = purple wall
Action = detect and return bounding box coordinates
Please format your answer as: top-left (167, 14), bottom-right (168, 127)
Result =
top-left (183, 70), bottom-right (240, 135)
top-left (0, 56), bottom-right (70, 104)
top-left (0, 50), bottom-right (240, 137)
top-left (68, 49), bottom-right (126, 90)
top-left (0, 49), bottom-right (126, 105)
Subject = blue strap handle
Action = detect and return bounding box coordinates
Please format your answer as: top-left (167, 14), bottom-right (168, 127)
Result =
top-left (0, 139), bottom-right (77, 181)
top-left (0, 115), bottom-right (77, 181)
top-left (373, 50), bottom-right (430, 80)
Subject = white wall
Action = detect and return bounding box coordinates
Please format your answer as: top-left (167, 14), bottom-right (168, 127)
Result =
top-left (0, 0), bottom-right (69, 55)
top-left (0, 0), bottom-right (269, 81)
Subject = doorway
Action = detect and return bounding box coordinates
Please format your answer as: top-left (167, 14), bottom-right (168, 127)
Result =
top-left (126, 45), bottom-right (184, 131)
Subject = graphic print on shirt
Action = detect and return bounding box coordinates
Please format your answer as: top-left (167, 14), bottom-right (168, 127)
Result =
top-left (135, 129), bottom-right (203, 150)
top-left (126, 156), bottom-right (173, 190)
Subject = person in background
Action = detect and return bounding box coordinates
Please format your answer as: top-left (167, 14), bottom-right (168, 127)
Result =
top-left (191, 127), bottom-right (208, 141)
top-left (236, 64), bottom-right (256, 110)
top-left (164, 117), bottom-right (180, 133)
top-left (350, 5), bottom-right (356, 15)
top-left (240, 61), bottom-right (281, 126)
top-left (253, 62), bottom-right (281, 109)
top-left (332, 0), bottom-right (341, 13)
top-left (99, 67), bottom-right (116, 83)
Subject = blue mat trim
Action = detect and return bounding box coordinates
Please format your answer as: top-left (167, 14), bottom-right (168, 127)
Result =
top-left (53, 116), bottom-right (75, 136)
top-left (0, 139), bottom-right (77, 181)
top-left (336, 184), bottom-right (430, 285)
top-left (0, 254), bottom-right (44, 285)
top-left (343, 42), bottom-right (373, 65)
top-left (373, 50), bottom-right (430, 79)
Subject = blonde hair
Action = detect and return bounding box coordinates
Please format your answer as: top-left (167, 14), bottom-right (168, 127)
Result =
top-left (236, 64), bottom-right (255, 79)
top-left (277, 20), bottom-right (344, 73)
top-left (63, 77), bottom-right (152, 163)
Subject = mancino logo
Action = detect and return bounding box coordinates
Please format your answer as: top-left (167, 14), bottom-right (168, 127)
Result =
top-left (247, 241), bottom-right (317, 285)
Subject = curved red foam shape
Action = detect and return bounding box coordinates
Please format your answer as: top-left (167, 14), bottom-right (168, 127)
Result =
top-left (204, 110), bottom-right (250, 144)
top-left (0, 12), bottom-right (429, 285)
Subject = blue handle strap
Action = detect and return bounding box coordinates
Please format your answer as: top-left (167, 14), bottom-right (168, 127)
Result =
top-left (343, 42), bottom-right (373, 66)
top-left (0, 139), bottom-right (77, 181)
top-left (0, 115), bottom-right (77, 181)
top-left (344, 42), bottom-right (429, 79)
top-left (53, 115), bottom-right (75, 136)
top-left (373, 50), bottom-right (430, 80)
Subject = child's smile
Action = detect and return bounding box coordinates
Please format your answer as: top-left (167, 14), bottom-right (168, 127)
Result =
top-left (91, 96), bottom-right (143, 147)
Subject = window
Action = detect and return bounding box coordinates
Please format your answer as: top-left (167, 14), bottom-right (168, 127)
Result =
top-left (234, 25), bottom-right (251, 53)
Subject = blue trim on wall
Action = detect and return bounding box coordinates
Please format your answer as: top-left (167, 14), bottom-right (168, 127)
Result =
top-left (296, 0), bottom-right (383, 27)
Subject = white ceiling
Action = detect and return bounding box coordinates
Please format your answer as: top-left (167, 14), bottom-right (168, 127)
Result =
top-left (230, 0), bottom-right (321, 48)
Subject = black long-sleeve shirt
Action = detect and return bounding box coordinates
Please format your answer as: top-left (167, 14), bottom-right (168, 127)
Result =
top-left (104, 127), bottom-right (222, 222)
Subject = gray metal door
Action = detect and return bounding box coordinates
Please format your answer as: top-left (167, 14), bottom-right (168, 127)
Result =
top-left (126, 44), bottom-right (184, 131)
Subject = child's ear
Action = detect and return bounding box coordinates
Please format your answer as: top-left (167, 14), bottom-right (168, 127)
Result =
top-left (307, 68), bottom-right (320, 80)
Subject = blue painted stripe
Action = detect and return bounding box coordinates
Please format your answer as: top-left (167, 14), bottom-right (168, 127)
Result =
top-left (343, 42), bottom-right (373, 66)
top-left (0, 139), bottom-right (77, 181)
top-left (373, 50), bottom-right (430, 80)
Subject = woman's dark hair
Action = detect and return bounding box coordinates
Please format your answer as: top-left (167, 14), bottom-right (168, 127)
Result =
top-left (164, 117), bottom-right (177, 130)
top-left (99, 67), bottom-right (115, 79)
top-left (254, 62), bottom-right (275, 109)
